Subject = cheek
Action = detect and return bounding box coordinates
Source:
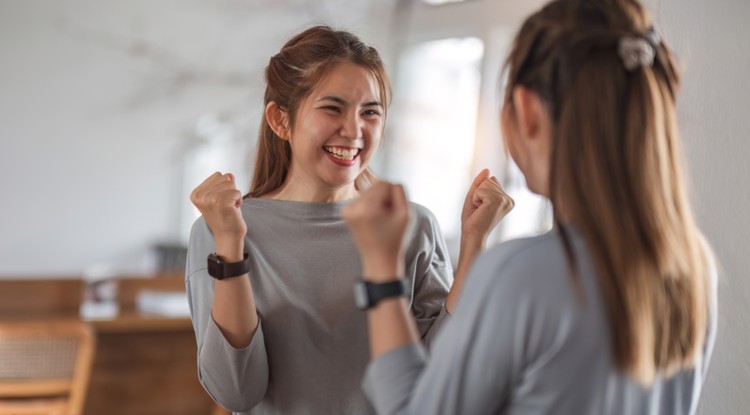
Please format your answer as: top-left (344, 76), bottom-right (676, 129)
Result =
top-left (501, 109), bottom-right (521, 165)
top-left (365, 123), bottom-right (383, 149)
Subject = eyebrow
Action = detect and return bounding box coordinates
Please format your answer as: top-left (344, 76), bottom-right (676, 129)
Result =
top-left (317, 95), bottom-right (383, 108)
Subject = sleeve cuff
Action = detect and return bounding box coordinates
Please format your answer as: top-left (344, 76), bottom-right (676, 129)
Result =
top-left (198, 315), bottom-right (269, 411)
top-left (362, 344), bottom-right (428, 415)
top-left (205, 311), bottom-right (264, 353)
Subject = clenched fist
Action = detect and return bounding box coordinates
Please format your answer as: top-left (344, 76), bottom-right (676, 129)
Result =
top-left (342, 182), bottom-right (411, 282)
top-left (190, 172), bottom-right (247, 260)
top-left (461, 169), bottom-right (515, 243)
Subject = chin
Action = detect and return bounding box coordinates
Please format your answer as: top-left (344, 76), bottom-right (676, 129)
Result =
top-left (524, 180), bottom-right (548, 198)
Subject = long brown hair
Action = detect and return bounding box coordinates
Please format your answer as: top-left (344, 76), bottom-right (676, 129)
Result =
top-left (246, 25), bottom-right (391, 198)
top-left (504, 0), bottom-right (710, 383)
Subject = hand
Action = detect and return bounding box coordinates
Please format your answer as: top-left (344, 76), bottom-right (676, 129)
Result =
top-left (461, 169), bottom-right (514, 244)
top-left (342, 182), bottom-right (411, 282)
top-left (190, 172), bottom-right (247, 259)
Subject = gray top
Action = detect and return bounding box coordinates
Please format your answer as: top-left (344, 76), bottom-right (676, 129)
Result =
top-left (364, 226), bottom-right (718, 415)
top-left (186, 198), bottom-right (453, 415)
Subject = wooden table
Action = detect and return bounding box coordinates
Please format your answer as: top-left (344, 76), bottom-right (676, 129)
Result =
top-left (0, 276), bottom-right (227, 415)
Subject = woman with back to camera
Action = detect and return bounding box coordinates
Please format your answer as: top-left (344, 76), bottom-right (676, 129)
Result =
top-left (343, 0), bottom-right (718, 413)
top-left (185, 26), bottom-right (514, 414)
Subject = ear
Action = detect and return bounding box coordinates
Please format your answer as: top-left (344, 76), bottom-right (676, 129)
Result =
top-left (511, 86), bottom-right (549, 142)
top-left (265, 101), bottom-right (290, 140)
top-left (510, 85), bottom-right (553, 196)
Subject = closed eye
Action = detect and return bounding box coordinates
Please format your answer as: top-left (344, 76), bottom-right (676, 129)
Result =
top-left (362, 109), bottom-right (382, 117)
top-left (320, 105), bottom-right (342, 113)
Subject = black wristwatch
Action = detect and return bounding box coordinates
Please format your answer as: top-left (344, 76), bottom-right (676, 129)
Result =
top-left (207, 253), bottom-right (251, 280)
top-left (353, 279), bottom-right (407, 310)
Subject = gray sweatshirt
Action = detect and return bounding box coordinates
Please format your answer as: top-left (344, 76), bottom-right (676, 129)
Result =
top-left (364, 226), bottom-right (717, 415)
top-left (186, 198), bottom-right (452, 414)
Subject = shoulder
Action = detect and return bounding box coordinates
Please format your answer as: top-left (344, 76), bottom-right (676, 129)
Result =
top-left (405, 201), bottom-right (446, 248)
top-left (188, 215), bottom-right (213, 246)
top-left (409, 201), bottom-right (439, 226)
top-left (186, 216), bottom-right (214, 277)
top-left (474, 230), bottom-right (563, 275)
top-left (402, 201), bottom-right (451, 268)
top-left (468, 230), bottom-right (575, 308)
top-left (407, 202), bottom-right (442, 239)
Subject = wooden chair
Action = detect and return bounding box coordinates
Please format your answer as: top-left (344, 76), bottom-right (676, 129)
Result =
top-left (0, 321), bottom-right (95, 415)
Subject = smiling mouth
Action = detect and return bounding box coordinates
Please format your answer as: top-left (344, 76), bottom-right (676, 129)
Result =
top-left (323, 146), bottom-right (361, 161)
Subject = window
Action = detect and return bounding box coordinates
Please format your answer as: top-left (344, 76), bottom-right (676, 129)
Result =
top-left (380, 27), bottom-right (552, 266)
top-left (382, 37), bottom-right (484, 244)
top-left (179, 113), bottom-right (250, 243)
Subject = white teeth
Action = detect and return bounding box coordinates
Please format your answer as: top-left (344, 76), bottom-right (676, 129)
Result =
top-left (324, 146), bottom-right (359, 160)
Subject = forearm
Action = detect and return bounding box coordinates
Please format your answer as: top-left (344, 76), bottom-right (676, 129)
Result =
top-left (368, 298), bottom-right (420, 359)
top-left (211, 278), bottom-right (259, 348)
top-left (446, 234), bottom-right (485, 313)
top-left (211, 238), bottom-right (259, 349)
top-left (365, 258), bottom-right (420, 359)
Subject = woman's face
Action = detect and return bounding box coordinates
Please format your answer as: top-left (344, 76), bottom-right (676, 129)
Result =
top-left (286, 62), bottom-right (384, 197)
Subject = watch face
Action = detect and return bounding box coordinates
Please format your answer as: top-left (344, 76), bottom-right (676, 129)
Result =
top-left (353, 282), bottom-right (370, 309)
top-left (207, 254), bottom-right (223, 279)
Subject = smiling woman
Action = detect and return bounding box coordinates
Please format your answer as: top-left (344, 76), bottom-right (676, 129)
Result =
top-left (263, 62), bottom-right (385, 201)
top-left (184, 25), bottom-right (514, 415)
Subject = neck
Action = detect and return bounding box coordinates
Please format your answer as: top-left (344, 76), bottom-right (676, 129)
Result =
top-left (265, 178), bottom-right (358, 203)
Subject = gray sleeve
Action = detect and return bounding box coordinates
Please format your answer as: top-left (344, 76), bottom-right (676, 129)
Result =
top-left (186, 218), bottom-right (269, 412)
top-left (406, 204), bottom-right (453, 347)
top-left (363, 249), bottom-right (534, 415)
top-left (702, 248), bottom-right (719, 379)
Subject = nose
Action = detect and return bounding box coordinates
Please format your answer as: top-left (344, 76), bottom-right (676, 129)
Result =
top-left (340, 111), bottom-right (363, 140)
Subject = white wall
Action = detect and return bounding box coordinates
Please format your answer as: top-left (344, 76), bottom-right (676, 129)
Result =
top-left (657, 0), bottom-right (750, 413)
top-left (0, 0), bottom-right (397, 277)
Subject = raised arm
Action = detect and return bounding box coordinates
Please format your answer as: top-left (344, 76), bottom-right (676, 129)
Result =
top-left (190, 172), bottom-right (258, 347)
top-left (344, 186), bottom-right (538, 414)
top-left (447, 169), bottom-right (514, 313)
top-left (187, 172), bottom-right (268, 411)
top-left (342, 182), bottom-right (420, 358)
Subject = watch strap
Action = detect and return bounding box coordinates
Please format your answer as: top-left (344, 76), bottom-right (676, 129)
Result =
top-left (368, 280), bottom-right (406, 305)
top-left (354, 279), bottom-right (406, 310)
top-left (207, 252), bottom-right (251, 280)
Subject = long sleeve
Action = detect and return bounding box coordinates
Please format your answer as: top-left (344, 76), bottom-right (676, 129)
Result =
top-left (363, 244), bottom-right (537, 415)
top-left (404, 204), bottom-right (453, 346)
top-left (185, 217), bottom-right (270, 412)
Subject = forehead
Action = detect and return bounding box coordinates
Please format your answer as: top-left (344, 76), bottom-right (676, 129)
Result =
top-left (309, 62), bottom-right (381, 102)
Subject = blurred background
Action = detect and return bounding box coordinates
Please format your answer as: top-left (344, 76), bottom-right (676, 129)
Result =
top-left (0, 0), bottom-right (748, 414)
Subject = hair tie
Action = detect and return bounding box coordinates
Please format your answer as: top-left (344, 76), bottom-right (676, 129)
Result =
top-left (618, 37), bottom-right (655, 71)
top-left (618, 27), bottom-right (661, 71)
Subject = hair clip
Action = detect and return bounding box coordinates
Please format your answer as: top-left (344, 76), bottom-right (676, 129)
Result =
top-left (618, 36), bottom-right (655, 71)
top-left (643, 27), bottom-right (662, 46)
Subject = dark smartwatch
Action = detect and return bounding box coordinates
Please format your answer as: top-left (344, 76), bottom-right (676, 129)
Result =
top-left (353, 279), bottom-right (407, 310)
top-left (207, 253), bottom-right (251, 280)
